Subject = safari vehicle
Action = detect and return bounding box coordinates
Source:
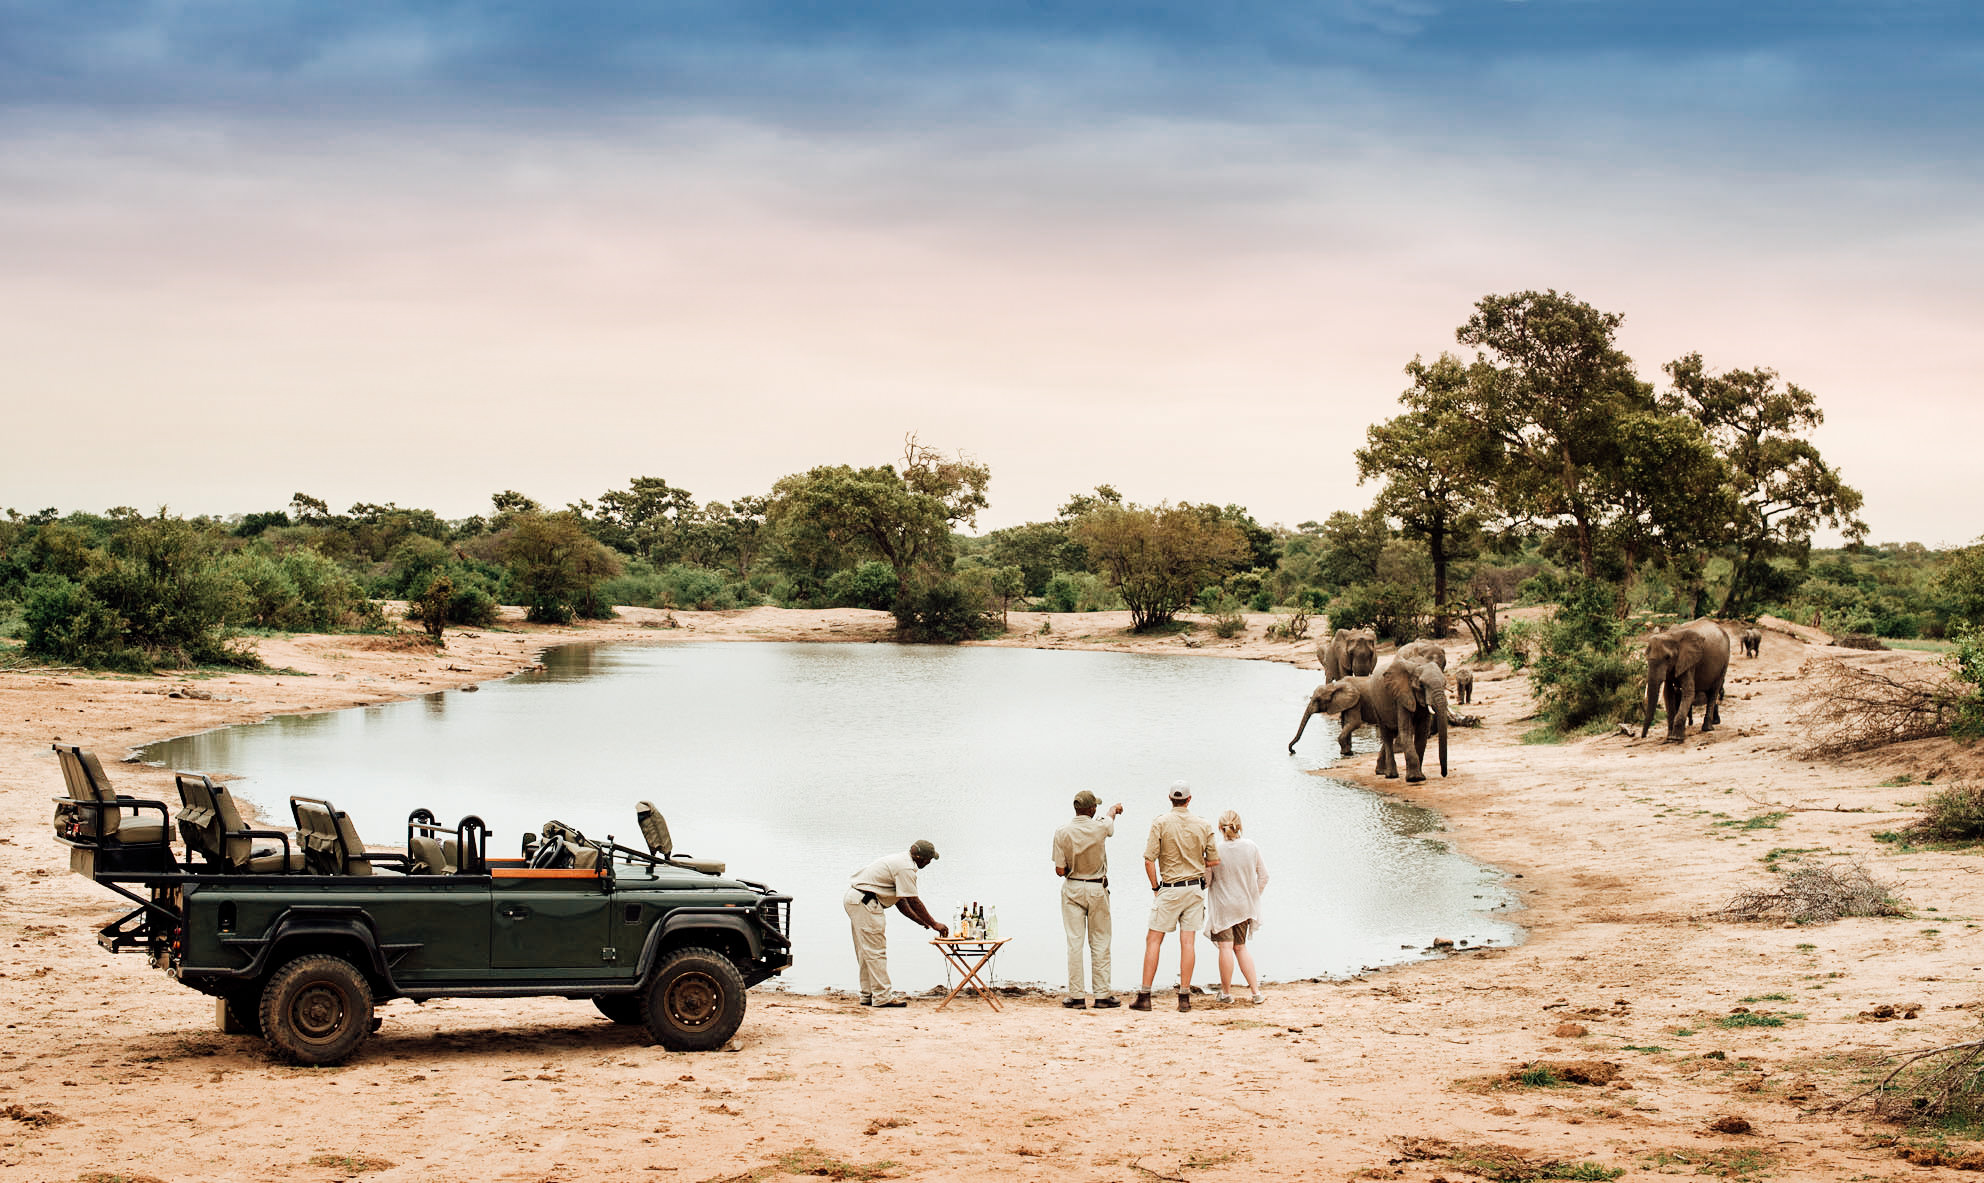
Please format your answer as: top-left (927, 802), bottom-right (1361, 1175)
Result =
top-left (50, 744), bottom-right (792, 1065)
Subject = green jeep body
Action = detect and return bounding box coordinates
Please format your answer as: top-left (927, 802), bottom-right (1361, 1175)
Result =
top-left (53, 745), bottom-right (792, 1064)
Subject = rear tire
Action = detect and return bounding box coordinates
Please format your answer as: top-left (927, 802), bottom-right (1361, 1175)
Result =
top-left (260, 954), bottom-right (373, 1066)
top-left (641, 947), bottom-right (746, 1052)
top-left (593, 994), bottom-right (644, 1025)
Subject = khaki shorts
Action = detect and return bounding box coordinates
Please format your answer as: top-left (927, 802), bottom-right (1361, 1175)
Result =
top-left (1147, 885), bottom-right (1205, 934)
top-left (1212, 920), bottom-right (1252, 945)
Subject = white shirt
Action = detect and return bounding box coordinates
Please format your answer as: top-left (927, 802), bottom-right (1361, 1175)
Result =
top-left (849, 851), bottom-right (921, 907)
top-left (1205, 836), bottom-right (1269, 935)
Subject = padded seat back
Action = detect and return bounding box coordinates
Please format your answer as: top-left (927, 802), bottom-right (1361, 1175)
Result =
top-left (408, 835), bottom-right (448, 874)
top-left (175, 774), bottom-right (223, 863)
top-left (53, 745), bottom-right (166, 845)
top-left (636, 801), bottom-right (671, 857)
top-left (331, 810), bottom-right (375, 876)
top-left (291, 798), bottom-right (344, 874)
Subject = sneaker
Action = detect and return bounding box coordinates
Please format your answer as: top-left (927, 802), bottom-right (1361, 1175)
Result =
top-left (1062, 997), bottom-right (1087, 1009)
top-left (1091, 996), bottom-right (1122, 1009)
top-left (1178, 992), bottom-right (1192, 1013)
top-left (1216, 992), bottom-right (1234, 1004)
top-left (1129, 992), bottom-right (1152, 1012)
top-left (1250, 992), bottom-right (1265, 1005)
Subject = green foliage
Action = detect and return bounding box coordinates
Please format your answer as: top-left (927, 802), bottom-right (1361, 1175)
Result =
top-left (1070, 502), bottom-right (1248, 631)
top-left (1714, 1010), bottom-right (1796, 1028)
top-left (768, 438), bottom-right (990, 596)
top-left (822, 561), bottom-right (899, 611)
top-left (1209, 598), bottom-right (1248, 638)
top-left (1951, 626), bottom-right (1984, 741)
top-left (410, 574), bottom-right (453, 642)
top-left (1499, 618), bottom-right (1538, 669)
top-left (1326, 582), bottom-right (1427, 643)
top-left (1897, 782), bottom-right (1984, 845)
top-left (1040, 571), bottom-right (1120, 613)
top-left (1529, 577), bottom-right (1644, 731)
top-left (497, 512), bottom-right (623, 624)
top-left (891, 577), bottom-right (995, 643)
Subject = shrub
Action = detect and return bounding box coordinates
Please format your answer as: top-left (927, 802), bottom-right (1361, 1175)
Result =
top-left (1900, 782), bottom-right (1984, 844)
top-left (1517, 569), bottom-right (1565, 606)
top-left (1040, 571), bottom-right (1120, 613)
top-left (823, 560), bottom-right (897, 611)
top-left (1949, 625), bottom-right (1984, 741)
top-left (892, 578), bottom-right (994, 643)
top-left (22, 574), bottom-right (143, 671)
top-left (497, 512), bottom-right (622, 624)
top-left (1529, 577), bottom-right (1643, 731)
top-left (1209, 597), bottom-right (1248, 638)
top-left (1326, 581), bottom-right (1427, 642)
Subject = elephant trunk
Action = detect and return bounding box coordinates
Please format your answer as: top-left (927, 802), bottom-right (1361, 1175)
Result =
top-left (1433, 689), bottom-right (1450, 777)
top-left (1641, 660), bottom-right (1665, 738)
top-left (1289, 701), bottom-right (1316, 754)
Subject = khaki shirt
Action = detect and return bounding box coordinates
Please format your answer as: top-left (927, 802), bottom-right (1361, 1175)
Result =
top-left (1143, 806), bottom-right (1218, 882)
top-left (1052, 814), bottom-right (1116, 880)
top-left (849, 852), bottom-right (921, 908)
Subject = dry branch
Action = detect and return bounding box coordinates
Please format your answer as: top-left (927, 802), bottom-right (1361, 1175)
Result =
top-left (1841, 1037), bottom-right (1984, 1124)
top-left (1790, 657), bottom-right (1959, 758)
top-left (1712, 862), bottom-right (1908, 924)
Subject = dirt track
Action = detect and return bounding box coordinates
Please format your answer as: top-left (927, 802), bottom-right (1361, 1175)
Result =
top-left (3, 608), bottom-right (1982, 1182)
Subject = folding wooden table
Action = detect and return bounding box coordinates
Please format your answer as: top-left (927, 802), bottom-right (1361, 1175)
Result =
top-left (930, 936), bottom-right (1009, 1012)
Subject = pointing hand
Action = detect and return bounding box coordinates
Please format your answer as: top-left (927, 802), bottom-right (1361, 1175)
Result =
top-left (1109, 803), bottom-right (1124, 817)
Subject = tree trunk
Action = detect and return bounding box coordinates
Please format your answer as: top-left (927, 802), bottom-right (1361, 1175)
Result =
top-left (1430, 523), bottom-right (1449, 638)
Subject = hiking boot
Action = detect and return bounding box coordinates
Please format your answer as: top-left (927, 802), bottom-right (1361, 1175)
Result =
top-left (1062, 997), bottom-right (1087, 1009)
top-left (1178, 992), bottom-right (1192, 1013)
top-left (1091, 996), bottom-right (1122, 1009)
top-left (874, 995), bottom-right (908, 1008)
top-left (859, 994), bottom-right (873, 1006)
top-left (1129, 992), bottom-right (1152, 1011)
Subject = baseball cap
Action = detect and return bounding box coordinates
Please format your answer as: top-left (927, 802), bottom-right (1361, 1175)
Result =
top-left (910, 839), bottom-right (939, 861)
top-left (1168, 780), bottom-right (1192, 803)
top-left (1073, 790), bottom-right (1100, 809)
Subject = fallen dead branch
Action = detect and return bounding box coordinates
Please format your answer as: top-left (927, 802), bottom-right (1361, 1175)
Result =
top-left (1790, 657), bottom-right (1958, 758)
top-left (1712, 863), bottom-right (1908, 924)
top-left (1842, 1036), bottom-right (1984, 1125)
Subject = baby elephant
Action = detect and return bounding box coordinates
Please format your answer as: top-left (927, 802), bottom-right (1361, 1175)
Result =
top-left (1453, 667), bottom-right (1475, 705)
top-left (1741, 627), bottom-right (1762, 658)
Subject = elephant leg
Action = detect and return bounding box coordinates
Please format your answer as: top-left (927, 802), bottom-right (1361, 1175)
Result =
top-left (1374, 732), bottom-right (1398, 778)
top-left (1662, 681), bottom-right (1682, 742)
top-left (1397, 709), bottom-right (1424, 783)
top-left (1338, 713), bottom-right (1357, 758)
top-left (1674, 671), bottom-right (1697, 740)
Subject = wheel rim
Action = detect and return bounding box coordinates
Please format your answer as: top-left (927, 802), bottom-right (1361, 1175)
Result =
top-left (664, 971), bottom-right (721, 1029)
top-left (291, 981), bottom-right (350, 1044)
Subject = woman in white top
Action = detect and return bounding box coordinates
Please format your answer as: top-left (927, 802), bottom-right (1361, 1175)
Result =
top-left (1205, 810), bottom-right (1269, 1004)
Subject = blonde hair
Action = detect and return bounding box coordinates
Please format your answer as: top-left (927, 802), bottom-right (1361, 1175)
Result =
top-left (1217, 810), bottom-right (1242, 840)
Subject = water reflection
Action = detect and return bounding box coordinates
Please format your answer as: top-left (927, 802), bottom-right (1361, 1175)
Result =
top-left (143, 642), bottom-right (1521, 991)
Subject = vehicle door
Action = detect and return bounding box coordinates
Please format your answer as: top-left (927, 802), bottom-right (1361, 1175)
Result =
top-left (490, 866), bottom-right (616, 977)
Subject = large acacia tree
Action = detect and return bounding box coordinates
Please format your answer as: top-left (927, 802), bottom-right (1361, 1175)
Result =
top-left (1661, 353), bottom-right (1866, 616)
top-left (1070, 502), bottom-right (1247, 631)
top-left (767, 436), bottom-right (991, 597)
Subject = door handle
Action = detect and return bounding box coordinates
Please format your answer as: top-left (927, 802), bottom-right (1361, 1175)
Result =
top-left (500, 905), bottom-right (531, 919)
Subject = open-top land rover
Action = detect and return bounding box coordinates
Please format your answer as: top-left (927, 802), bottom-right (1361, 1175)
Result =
top-left (51, 744), bottom-right (793, 1064)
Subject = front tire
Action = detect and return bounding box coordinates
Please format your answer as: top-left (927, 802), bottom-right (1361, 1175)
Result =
top-left (593, 994), bottom-right (644, 1025)
top-left (641, 947), bottom-right (747, 1052)
top-left (260, 954), bottom-right (374, 1066)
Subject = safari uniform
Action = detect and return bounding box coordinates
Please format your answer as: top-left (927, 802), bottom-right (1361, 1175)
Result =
top-left (1052, 814), bottom-right (1115, 996)
top-left (844, 852), bottom-right (921, 1002)
top-left (1143, 806), bottom-right (1218, 933)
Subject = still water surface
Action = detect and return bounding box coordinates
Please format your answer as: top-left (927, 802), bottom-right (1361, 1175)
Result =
top-left (142, 643), bottom-right (1520, 991)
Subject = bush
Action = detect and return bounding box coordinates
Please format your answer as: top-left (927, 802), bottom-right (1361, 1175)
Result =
top-left (822, 561), bottom-right (897, 611)
top-left (497, 512), bottom-right (622, 624)
top-left (1901, 782), bottom-right (1984, 844)
top-left (22, 574), bottom-right (144, 671)
top-left (1209, 597), bottom-right (1248, 638)
top-left (1951, 626), bottom-right (1984, 742)
top-left (1517, 569), bottom-right (1565, 606)
top-left (1040, 571), bottom-right (1121, 613)
top-left (1529, 577), bottom-right (1644, 731)
top-left (892, 578), bottom-right (995, 643)
top-left (1326, 581), bottom-right (1427, 642)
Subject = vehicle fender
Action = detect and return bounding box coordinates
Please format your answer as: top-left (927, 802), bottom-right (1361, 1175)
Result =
top-left (637, 910), bottom-right (762, 978)
top-left (249, 908), bottom-right (402, 992)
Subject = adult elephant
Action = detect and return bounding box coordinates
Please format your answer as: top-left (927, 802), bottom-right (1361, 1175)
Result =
top-left (1394, 639), bottom-right (1447, 670)
top-left (1360, 659), bottom-right (1451, 783)
top-left (1319, 629), bottom-right (1377, 681)
top-left (1287, 679), bottom-right (1371, 756)
top-left (1641, 619), bottom-right (1732, 743)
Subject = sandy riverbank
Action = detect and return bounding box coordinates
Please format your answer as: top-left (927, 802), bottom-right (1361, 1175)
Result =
top-left (3, 608), bottom-right (1983, 1181)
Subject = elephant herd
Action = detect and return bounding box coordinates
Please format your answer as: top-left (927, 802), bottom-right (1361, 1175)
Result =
top-left (1289, 618), bottom-right (1763, 779)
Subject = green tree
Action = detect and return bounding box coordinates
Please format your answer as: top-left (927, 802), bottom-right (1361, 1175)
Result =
top-left (497, 512), bottom-right (623, 624)
top-left (1357, 371), bottom-right (1497, 634)
top-left (768, 437), bottom-right (990, 597)
top-left (1939, 539), bottom-right (1984, 628)
top-left (1412, 291), bottom-right (1655, 579)
top-left (1070, 503), bottom-right (1247, 631)
top-left (1662, 353), bottom-right (1867, 616)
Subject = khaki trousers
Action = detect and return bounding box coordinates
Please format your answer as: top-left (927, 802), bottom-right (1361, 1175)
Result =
top-left (1061, 878), bottom-right (1111, 996)
top-left (843, 888), bottom-right (891, 999)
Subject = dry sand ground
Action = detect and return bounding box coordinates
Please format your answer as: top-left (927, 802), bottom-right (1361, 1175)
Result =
top-left (4, 608), bottom-right (1984, 1182)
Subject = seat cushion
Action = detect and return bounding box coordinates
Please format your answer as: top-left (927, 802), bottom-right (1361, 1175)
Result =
top-left (244, 850), bottom-right (306, 873)
top-left (117, 818), bottom-right (167, 845)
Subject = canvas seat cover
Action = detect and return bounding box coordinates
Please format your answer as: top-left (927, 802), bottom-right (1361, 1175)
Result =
top-left (57, 746), bottom-right (166, 845)
top-left (408, 835), bottom-right (449, 875)
top-left (635, 801), bottom-right (723, 875)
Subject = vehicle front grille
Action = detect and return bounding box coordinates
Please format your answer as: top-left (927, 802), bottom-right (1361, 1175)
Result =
top-left (756, 896), bottom-right (791, 944)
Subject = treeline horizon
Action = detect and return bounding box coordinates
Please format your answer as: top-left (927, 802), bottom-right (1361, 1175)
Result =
top-left (4, 289), bottom-right (1981, 673)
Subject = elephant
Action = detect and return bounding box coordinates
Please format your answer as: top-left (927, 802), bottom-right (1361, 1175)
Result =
top-left (1359, 659), bottom-right (1452, 783)
top-left (1641, 619), bottom-right (1732, 742)
top-left (1319, 628), bottom-right (1377, 682)
top-left (1453, 667), bottom-right (1474, 705)
top-left (1394, 639), bottom-right (1448, 670)
top-left (1287, 679), bottom-right (1372, 756)
top-left (1741, 627), bottom-right (1761, 658)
